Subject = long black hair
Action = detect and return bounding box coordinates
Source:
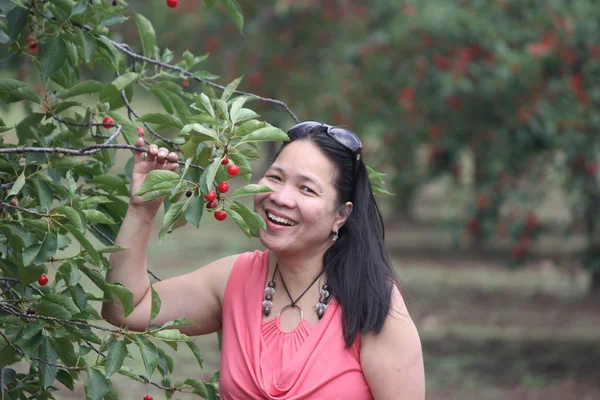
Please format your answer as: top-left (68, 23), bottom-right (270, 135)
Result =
top-left (279, 123), bottom-right (400, 347)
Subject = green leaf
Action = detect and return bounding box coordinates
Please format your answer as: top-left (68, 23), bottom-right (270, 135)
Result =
top-left (199, 158), bottom-right (220, 194)
top-left (221, 0), bottom-right (244, 32)
top-left (71, 0), bottom-right (87, 16)
top-left (40, 36), bottom-right (67, 81)
top-left (64, 224), bottom-right (102, 266)
top-left (86, 368), bottom-right (110, 400)
top-left (149, 86), bottom-right (174, 114)
top-left (43, 293), bottom-right (80, 315)
top-left (81, 196), bottom-right (113, 207)
top-left (371, 183), bottom-right (394, 196)
top-left (150, 329), bottom-right (191, 342)
top-left (82, 209), bottom-right (116, 225)
top-left (101, 15), bottom-right (129, 27)
top-left (229, 96), bottom-right (248, 123)
top-left (134, 13), bottom-right (156, 60)
top-left (231, 184), bottom-right (273, 198)
top-left (7, 5), bottom-right (28, 40)
top-left (159, 203), bottom-right (185, 241)
top-left (239, 126), bottom-right (289, 143)
top-left (90, 174), bottom-right (129, 196)
top-left (7, 169), bottom-right (25, 196)
top-left (182, 378), bottom-right (208, 398)
top-left (185, 341), bottom-right (204, 369)
top-left (228, 208), bottom-right (251, 238)
top-left (83, 32), bottom-right (96, 63)
top-left (56, 369), bottom-right (75, 391)
top-left (36, 300), bottom-right (72, 319)
top-left (234, 108), bottom-right (259, 122)
top-left (136, 170), bottom-right (180, 196)
top-left (108, 112), bottom-right (139, 146)
top-left (117, 365), bottom-right (145, 383)
top-left (230, 201), bottom-right (266, 236)
top-left (181, 123), bottom-right (220, 142)
top-left (0, 344), bottom-right (20, 369)
top-left (0, 79), bottom-right (42, 104)
top-left (221, 76), bottom-right (243, 102)
top-left (137, 113), bottom-right (184, 129)
top-left (150, 285), bottom-right (161, 320)
top-left (17, 263), bottom-right (45, 285)
top-left (55, 80), bottom-right (104, 99)
top-left (99, 72), bottom-right (139, 102)
top-left (58, 261), bottom-right (81, 286)
top-left (149, 318), bottom-right (197, 332)
top-left (52, 205), bottom-right (84, 231)
top-left (38, 336), bottom-right (58, 389)
top-left (135, 335), bottom-right (159, 378)
top-left (156, 346), bottom-right (174, 376)
top-left (192, 70), bottom-right (220, 81)
top-left (106, 283), bottom-right (134, 317)
top-left (105, 340), bottom-right (127, 378)
top-left (204, 0), bottom-right (218, 8)
top-left (199, 93), bottom-right (215, 117)
top-left (53, 337), bottom-right (79, 367)
top-left (185, 195), bottom-right (203, 229)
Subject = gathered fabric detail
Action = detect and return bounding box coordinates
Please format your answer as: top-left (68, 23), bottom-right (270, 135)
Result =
top-left (261, 317), bottom-right (313, 371)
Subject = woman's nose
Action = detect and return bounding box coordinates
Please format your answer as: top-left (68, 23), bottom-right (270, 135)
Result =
top-left (269, 184), bottom-right (296, 208)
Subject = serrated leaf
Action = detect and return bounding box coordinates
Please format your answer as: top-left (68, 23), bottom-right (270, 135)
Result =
top-left (43, 293), bottom-right (80, 315)
top-left (136, 170), bottom-right (180, 196)
top-left (55, 80), bottom-right (104, 99)
top-left (199, 158), bottom-right (221, 194)
top-left (86, 368), bottom-right (110, 400)
top-left (199, 93), bottom-right (214, 117)
top-left (137, 113), bottom-right (184, 129)
top-left (182, 378), bottom-right (208, 397)
top-left (159, 203), bottom-right (185, 241)
top-left (117, 366), bottom-right (145, 382)
top-left (38, 336), bottom-right (58, 389)
top-left (7, 5), bottom-right (28, 40)
top-left (90, 174), bottom-right (129, 196)
top-left (105, 283), bottom-right (134, 317)
top-left (37, 301), bottom-right (72, 319)
top-left (221, 76), bottom-right (243, 102)
top-left (150, 285), bottom-right (161, 320)
top-left (83, 32), bottom-right (96, 63)
top-left (40, 37), bottom-right (67, 81)
top-left (228, 208), bottom-right (251, 238)
top-left (7, 169), bottom-right (25, 196)
top-left (186, 341), bottom-right (204, 369)
top-left (229, 96), bottom-right (248, 123)
top-left (181, 123), bottom-right (220, 142)
top-left (81, 196), bottom-right (113, 207)
top-left (156, 346), bottom-right (174, 376)
top-left (149, 318), bottom-right (198, 332)
top-left (0, 79), bottom-right (42, 104)
top-left (52, 206), bottom-right (83, 231)
top-left (135, 335), bottom-right (159, 378)
top-left (230, 201), bottom-right (266, 236)
top-left (221, 0), bottom-right (244, 32)
top-left (150, 329), bottom-right (192, 342)
top-left (371, 183), bottom-right (394, 196)
top-left (134, 13), bottom-right (156, 60)
top-left (231, 184), bottom-right (273, 198)
top-left (105, 340), bottom-right (127, 378)
top-left (239, 126), bottom-right (289, 143)
top-left (64, 224), bottom-right (102, 265)
top-left (185, 195), bottom-right (203, 229)
top-left (149, 86), bottom-right (174, 114)
top-left (82, 209), bottom-right (116, 225)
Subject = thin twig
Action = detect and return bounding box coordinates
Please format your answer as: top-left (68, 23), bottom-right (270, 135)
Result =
top-left (0, 201), bottom-right (48, 217)
top-left (0, 330), bottom-right (81, 370)
top-left (0, 51), bottom-right (19, 65)
top-left (120, 89), bottom-right (176, 147)
top-left (32, 5), bottom-right (299, 123)
top-left (0, 303), bottom-right (121, 333)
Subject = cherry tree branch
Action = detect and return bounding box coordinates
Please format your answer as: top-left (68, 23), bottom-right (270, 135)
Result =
top-left (31, 4), bottom-right (299, 123)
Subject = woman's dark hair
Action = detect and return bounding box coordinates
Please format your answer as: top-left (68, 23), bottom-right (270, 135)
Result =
top-left (277, 123), bottom-right (400, 347)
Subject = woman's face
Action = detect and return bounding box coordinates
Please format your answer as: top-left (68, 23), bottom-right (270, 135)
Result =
top-left (254, 140), bottom-right (349, 255)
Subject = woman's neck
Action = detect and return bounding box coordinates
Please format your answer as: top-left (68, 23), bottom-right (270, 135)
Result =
top-left (273, 251), bottom-right (326, 293)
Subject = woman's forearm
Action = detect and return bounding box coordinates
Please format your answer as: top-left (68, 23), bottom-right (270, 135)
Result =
top-left (101, 204), bottom-right (158, 324)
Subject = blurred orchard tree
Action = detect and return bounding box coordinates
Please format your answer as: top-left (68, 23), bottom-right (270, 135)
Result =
top-left (127, 0), bottom-right (600, 290)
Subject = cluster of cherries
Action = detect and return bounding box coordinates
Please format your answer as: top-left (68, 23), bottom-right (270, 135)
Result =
top-left (102, 116), bottom-right (239, 221)
top-left (203, 157), bottom-right (239, 222)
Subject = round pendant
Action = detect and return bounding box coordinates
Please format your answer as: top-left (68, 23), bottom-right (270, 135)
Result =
top-left (277, 304), bottom-right (304, 320)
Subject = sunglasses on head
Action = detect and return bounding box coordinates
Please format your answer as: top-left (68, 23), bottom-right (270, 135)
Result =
top-left (287, 121), bottom-right (363, 163)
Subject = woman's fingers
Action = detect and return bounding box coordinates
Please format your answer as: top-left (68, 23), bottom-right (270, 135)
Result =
top-left (146, 144), bottom-right (158, 162)
top-left (166, 152), bottom-right (179, 171)
top-left (156, 147), bottom-right (169, 165)
top-left (133, 137), bottom-right (144, 164)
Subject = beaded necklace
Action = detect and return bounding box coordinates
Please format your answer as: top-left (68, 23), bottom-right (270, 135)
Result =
top-left (262, 263), bottom-right (332, 319)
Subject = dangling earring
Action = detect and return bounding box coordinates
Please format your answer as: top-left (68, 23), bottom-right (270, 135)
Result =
top-left (332, 230), bottom-right (339, 242)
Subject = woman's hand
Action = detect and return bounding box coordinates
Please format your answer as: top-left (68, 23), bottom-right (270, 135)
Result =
top-left (130, 137), bottom-right (179, 211)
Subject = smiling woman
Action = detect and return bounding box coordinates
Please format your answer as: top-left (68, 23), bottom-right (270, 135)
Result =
top-left (102, 122), bottom-right (425, 400)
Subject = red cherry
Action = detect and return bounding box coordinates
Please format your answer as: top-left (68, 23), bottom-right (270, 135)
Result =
top-left (206, 201), bottom-right (218, 209)
top-left (214, 211), bottom-right (227, 221)
top-left (227, 164), bottom-right (240, 176)
top-left (221, 157), bottom-right (229, 165)
top-left (38, 275), bottom-right (49, 286)
top-left (11, 198), bottom-right (17, 206)
top-left (26, 36), bottom-right (38, 50)
top-left (166, 0), bottom-right (178, 7)
top-left (182, 79), bottom-right (189, 88)
top-left (143, 396), bottom-right (153, 400)
top-left (102, 117), bottom-right (114, 129)
top-left (217, 182), bottom-right (229, 193)
top-left (203, 191), bottom-right (217, 202)
top-left (136, 127), bottom-right (145, 137)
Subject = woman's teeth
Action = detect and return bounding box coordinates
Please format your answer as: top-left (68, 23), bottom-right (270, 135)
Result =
top-left (267, 212), bottom-right (297, 226)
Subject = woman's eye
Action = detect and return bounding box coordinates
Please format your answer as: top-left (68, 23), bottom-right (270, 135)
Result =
top-left (301, 186), bottom-right (315, 194)
top-left (266, 175), bottom-right (281, 181)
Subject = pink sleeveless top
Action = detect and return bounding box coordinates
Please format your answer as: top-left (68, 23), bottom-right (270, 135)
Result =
top-left (219, 250), bottom-right (373, 399)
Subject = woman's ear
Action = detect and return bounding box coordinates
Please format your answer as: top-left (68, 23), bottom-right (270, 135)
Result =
top-left (333, 201), bottom-right (353, 232)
